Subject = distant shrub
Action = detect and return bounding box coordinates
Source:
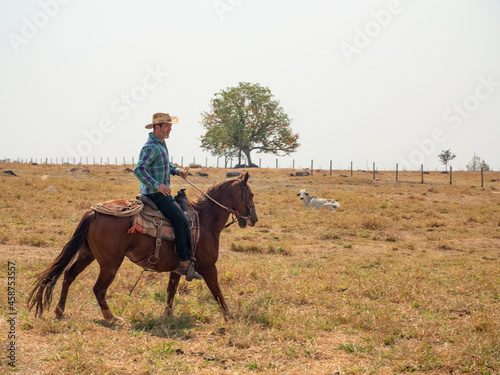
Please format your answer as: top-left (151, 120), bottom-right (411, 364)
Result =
top-left (19, 234), bottom-right (48, 247)
top-left (231, 243), bottom-right (262, 253)
top-left (360, 215), bottom-right (387, 230)
top-left (230, 242), bottom-right (290, 256)
top-left (319, 232), bottom-right (340, 240)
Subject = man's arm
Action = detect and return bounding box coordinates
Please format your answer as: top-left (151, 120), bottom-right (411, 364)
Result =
top-left (169, 162), bottom-right (180, 177)
top-left (134, 146), bottom-right (160, 190)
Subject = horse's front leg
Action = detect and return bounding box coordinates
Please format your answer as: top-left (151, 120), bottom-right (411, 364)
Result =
top-left (164, 272), bottom-right (181, 317)
top-left (200, 265), bottom-right (233, 320)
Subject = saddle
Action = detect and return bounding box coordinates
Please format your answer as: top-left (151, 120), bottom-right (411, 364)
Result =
top-left (127, 192), bottom-right (198, 242)
top-left (91, 189), bottom-right (199, 270)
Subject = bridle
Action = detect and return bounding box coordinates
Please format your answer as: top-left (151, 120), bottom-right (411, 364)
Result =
top-left (184, 178), bottom-right (255, 228)
top-left (228, 179), bottom-right (256, 227)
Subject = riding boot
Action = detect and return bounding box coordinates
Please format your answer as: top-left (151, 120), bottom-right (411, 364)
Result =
top-left (175, 260), bottom-right (202, 281)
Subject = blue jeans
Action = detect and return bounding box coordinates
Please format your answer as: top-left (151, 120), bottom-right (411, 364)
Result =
top-left (146, 192), bottom-right (192, 262)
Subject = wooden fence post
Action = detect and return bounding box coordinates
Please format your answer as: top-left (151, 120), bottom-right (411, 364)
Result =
top-left (481, 168), bottom-right (484, 187)
top-left (396, 163), bottom-right (398, 181)
top-left (450, 166), bottom-right (453, 185)
top-left (330, 160), bottom-right (332, 176)
top-left (311, 160), bottom-right (313, 175)
top-left (421, 164), bottom-right (424, 184)
top-left (351, 161), bottom-right (353, 177)
top-left (373, 162), bottom-right (375, 180)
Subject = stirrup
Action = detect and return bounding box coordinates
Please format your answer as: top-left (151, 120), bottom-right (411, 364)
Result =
top-left (186, 261), bottom-right (202, 281)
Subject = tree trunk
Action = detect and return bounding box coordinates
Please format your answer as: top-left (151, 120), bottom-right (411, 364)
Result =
top-left (242, 147), bottom-right (252, 166)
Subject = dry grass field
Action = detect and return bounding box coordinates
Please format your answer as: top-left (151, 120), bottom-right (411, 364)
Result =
top-left (0, 162), bottom-right (499, 374)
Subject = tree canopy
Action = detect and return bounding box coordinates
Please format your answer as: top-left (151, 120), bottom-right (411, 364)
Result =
top-left (200, 82), bottom-right (299, 166)
top-left (438, 149), bottom-right (456, 170)
top-left (466, 153), bottom-right (491, 171)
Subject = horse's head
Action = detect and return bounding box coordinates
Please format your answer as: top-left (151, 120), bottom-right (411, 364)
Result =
top-left (233, 172), bottom-right (258, 228)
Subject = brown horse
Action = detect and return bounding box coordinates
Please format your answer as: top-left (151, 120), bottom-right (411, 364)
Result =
top-left (28, 172), bottom-right (258, 322)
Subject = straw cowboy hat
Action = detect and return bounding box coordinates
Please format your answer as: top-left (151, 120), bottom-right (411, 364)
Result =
top-left (145, 113), bottom-right (178, 129)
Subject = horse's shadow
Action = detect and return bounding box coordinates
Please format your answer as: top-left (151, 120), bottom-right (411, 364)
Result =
top-left (94, 314), bottom-right (196, 338)
top-left (126, 314), bottom-right (196, 339)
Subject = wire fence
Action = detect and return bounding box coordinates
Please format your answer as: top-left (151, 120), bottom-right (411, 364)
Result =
top-left (2, 157), bottom-right (499, 188)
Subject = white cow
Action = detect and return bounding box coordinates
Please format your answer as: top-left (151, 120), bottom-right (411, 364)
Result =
top-left (298, 189), bottom-right (340, 211)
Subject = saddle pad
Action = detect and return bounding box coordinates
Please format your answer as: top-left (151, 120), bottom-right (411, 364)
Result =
top-left (127, 209), bottom-right (199, 243)
top-left (127, 215), bottom-right (175, 241)
top-left (91, 199), bottom-right (144, 217)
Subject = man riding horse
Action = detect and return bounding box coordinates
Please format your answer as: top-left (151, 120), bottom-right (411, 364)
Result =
top-left (134, 112), bottom-right (202, 281)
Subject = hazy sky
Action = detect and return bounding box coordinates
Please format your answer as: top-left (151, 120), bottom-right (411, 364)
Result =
top-left (1, 0), bottom-right (499, 170)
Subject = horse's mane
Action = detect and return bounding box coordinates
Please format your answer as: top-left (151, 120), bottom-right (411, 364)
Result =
top-left (191, 179), bottom-right (236, 212)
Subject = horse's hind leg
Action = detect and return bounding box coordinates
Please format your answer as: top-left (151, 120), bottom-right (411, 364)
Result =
top-left (93, 263), bottom-right (124, 323)
top-left (55, 245), bottom-right (95, 318)
top-left (165, 272), bottom-right (181, 317)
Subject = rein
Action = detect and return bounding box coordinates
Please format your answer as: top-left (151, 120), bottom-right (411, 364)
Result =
top-left (184, 178), bottom-right (251, 228)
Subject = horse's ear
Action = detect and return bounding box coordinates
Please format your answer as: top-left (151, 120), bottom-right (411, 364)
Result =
top-left (239, 171), bottom-right (249, 184)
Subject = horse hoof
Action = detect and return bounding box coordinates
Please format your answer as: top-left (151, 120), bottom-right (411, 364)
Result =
top-left (54, 306), bottom-right (64, 318)
top-left (108, 316), bottom-right (125, 324)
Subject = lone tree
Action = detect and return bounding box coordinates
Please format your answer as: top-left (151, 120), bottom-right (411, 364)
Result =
top-left (200, 82), bottom-right (299, 167)
top-left (438, 149), bottom-right (456, 171)
top-left (466, 153), bottom-right (491, 171)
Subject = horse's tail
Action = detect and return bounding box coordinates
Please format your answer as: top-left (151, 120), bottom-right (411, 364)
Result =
top-left (28, 209), bottom-right (95, 317)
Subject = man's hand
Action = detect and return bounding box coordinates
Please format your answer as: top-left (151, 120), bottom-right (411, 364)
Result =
top-left (158, 184), bottom-right (171, 196)
top-left (179, 167), bottom-right (190, 180)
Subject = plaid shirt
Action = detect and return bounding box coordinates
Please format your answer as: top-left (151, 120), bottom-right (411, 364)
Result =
top-left (134, 133), bottom-right (180, 195)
